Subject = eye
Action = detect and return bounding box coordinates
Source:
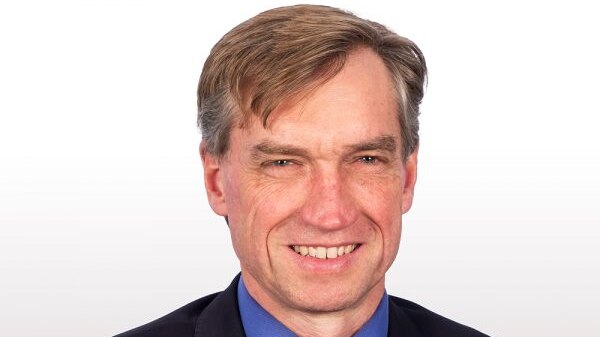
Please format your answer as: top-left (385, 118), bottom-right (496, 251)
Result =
top-left (358, 156), bottom-right (378, 164)
top-left (272, 159), bottom-right (292, 167)
top-left (260, 159), bottom-right (303, 178)
top-left (262, 159), bottom-right (295, 168)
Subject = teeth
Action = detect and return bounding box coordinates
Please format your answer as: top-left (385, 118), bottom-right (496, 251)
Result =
top-left (326, 247), bottom-right (338, 259)
top-left (292, 244), bottom-right (358, 259)
top-left (299, 246), bottom-right (308, 256)
top-left (316, 247), bottom-right (327, 259)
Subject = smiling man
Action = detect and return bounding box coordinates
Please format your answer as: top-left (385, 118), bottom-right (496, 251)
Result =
top-left (116, 4), bottom-right (488, 337)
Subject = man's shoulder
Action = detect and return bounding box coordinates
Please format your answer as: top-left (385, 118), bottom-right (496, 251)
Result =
top-left (114, 292), bottom-right (220, 337)
top-left (114, 275), bottom-right (246, 337)
top-left (388, 295), bottom-right (490, 337)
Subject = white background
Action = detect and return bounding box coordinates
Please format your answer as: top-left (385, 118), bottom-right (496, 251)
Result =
top-left (1, 1), bottom-right (599, 336)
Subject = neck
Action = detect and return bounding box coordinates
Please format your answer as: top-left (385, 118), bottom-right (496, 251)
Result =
top-left (241, 271), bottom-right (385, 337)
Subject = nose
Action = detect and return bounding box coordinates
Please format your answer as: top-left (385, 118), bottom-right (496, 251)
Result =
top-left (300, 166), bottom-right (359, 231)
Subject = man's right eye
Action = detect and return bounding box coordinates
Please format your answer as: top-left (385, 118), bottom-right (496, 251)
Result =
top-left (259, 159), bottom-right (306, 177)
top-left (263, 159), bottom-right (293, 167)
top-left (260, 159), bottom-right (302, 177)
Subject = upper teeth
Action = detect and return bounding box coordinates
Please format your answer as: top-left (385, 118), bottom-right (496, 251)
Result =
top-left (292, 244), bottom-right (357, 259)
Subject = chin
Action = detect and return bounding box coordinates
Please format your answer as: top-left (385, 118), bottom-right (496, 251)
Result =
top-left (277, 279), bottom-right (375, 313)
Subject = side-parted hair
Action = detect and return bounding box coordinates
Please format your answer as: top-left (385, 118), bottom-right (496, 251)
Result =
top-left (197, 4), bottom-right (427, 160)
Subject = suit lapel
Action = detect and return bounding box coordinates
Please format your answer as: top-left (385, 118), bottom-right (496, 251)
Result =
top-left (194, 274), bottom-right (246, 337)
top-left (388, 297), bottom-right (421, 337)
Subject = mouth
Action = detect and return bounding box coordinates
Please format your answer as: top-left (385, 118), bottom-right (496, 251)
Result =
top-left (290, 244), bottom-right (360, 259)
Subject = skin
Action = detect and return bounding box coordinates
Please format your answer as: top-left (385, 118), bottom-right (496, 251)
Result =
top-left (201, 47), bottom-right (418, 337)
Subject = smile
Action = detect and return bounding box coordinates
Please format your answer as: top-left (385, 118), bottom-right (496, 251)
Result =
top-left (291, 244), bottom-right (359, 259)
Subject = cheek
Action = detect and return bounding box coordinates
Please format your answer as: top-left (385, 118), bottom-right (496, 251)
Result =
top-left (353, 171), bottom-right (404, 217)
top-left (222, 169), bottom-right (264, 258)
top-left (241, 176), bottom-right (308, 224)
top-left (366, 189), bottom-right (403, 267)
top-left (352, 174), bottom-right (404, 258)
top-left (225, 173), bottom-right (307, 252)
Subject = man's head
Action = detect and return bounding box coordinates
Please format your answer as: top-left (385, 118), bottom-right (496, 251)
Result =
top-left (199, 4), bottom-right (426, 319)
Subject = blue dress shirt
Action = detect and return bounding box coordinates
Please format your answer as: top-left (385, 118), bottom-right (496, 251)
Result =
top-left (238, 276), bottom-right (389, 336)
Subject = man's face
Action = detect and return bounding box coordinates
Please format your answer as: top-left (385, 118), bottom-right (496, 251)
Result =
top-left (202, 48), bottom-right (417, 314)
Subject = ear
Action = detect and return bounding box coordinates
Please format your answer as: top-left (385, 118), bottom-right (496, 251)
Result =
top-left (401, 147), bottom-right (418, 214)
top-left (200, 142), bottom-right (228, 216)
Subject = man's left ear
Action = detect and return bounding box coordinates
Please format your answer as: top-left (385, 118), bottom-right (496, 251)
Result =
top-left (200, 142), bottom-right (228, 216)
top-left (401, 147), bottom-right (418, 214)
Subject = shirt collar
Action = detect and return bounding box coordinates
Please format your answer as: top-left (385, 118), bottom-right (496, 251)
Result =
top-left (237, 276), bottom-right (389, 337)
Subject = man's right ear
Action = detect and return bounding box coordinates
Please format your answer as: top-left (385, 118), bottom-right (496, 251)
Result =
top-left (200, 142), bottom-right (228, 216)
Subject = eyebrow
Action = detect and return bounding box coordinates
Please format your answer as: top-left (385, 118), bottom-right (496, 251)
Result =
top-left (345, 135), bottom-right (397, 153)
top-left (250, 141), bottom-right (310, 160)
top-left (250, 135), bottom-right (398, 160)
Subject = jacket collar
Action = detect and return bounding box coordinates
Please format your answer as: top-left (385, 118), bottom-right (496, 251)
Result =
top-left (194, 273), bottom-right (422, 337)
top-left (388, 295), bottom-right (422, 337)
top-left (194, 274), bottom-right (246, 337)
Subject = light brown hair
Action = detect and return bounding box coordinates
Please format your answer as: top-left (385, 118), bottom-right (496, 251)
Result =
top-left (198, 4), bottom-right (427, 160)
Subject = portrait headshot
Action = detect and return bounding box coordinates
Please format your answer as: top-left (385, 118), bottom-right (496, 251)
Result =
top-left (1, 1), bottom-right (599, 337)
top-left (116, 3), bottom-right (487, 337)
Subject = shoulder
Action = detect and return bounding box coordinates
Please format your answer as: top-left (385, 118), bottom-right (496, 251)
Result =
top-left (388, 295), bottom-right (490, 337)
top-left (113, 292), bottom-right (220, 337)
top-left (113, 275), bottom-right (245, 337)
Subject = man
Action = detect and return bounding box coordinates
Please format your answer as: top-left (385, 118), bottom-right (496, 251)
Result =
top-left (117, 5), bottom-right (489, 337)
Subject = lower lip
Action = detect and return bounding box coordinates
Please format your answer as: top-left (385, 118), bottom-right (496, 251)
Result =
top-left (287, 245), bottom-right (362, 272)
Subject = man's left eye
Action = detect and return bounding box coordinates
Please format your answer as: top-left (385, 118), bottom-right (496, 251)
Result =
top-left (358, 156), bottom-right (378, 164)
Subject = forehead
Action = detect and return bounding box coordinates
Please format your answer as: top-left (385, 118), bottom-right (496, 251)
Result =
top-left (233, 48), bottom-right (400, 153)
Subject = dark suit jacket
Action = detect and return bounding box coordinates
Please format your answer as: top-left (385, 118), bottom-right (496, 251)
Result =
top-left (115, 274), bottom-right (489, 337)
